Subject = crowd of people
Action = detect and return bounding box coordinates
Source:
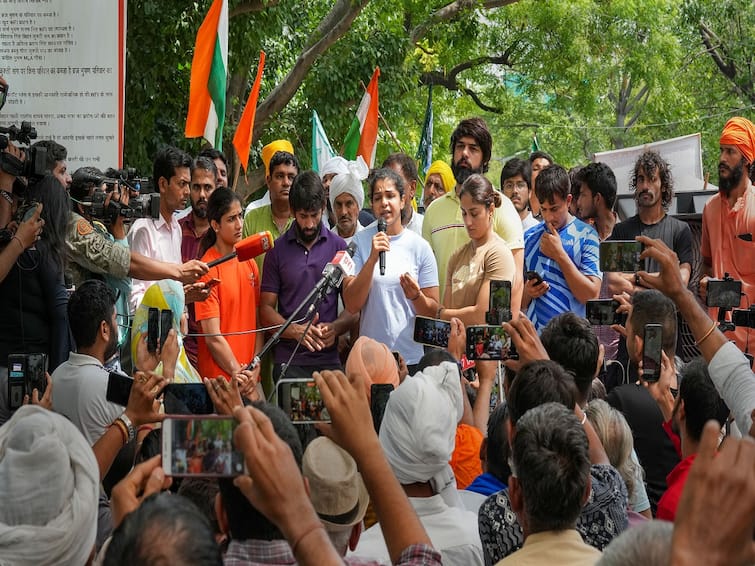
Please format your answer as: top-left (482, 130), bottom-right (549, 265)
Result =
top-left (0, 102), bottom-right (754, 566)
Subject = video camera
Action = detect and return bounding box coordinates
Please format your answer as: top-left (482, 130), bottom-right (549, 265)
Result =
top-left (732, 306), bottom-right (755, 329)
top-left (74, 168), bottom-right (160, 224)
top-left (0, 121), bottom-right (47, 179)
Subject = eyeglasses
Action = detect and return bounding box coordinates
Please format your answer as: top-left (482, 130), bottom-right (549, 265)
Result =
top-left (503, 181), bottom-right (528, 192)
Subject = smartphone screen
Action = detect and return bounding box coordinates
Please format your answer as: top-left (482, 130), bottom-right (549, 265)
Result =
top-left (489, 280), bottom-right (512, 324)
top-left (586, 299), bottom-right (620, 326)
top-left (276, 379), bottom-right (331, 424)
top-left (7, 355), bottom-right (26, 411)
top-left (147, 307), bottom-right (159, 353)
top-left (466, 325), bottom-right (517, 361)
top-left (413, 316), bottom-right (450, 348)
top-left (162, 416), bottom-right (244, 477)
top-left (159, 308), bottom-right (174, 349)
top-left (371, 383), bottom-right (394, 433)
top-left (599, 240), bottom-right (643, 272)
top-left (106, 372), bottom-right (134, 406)
top-left (706, 279), bottom-right (742, 309)
top-left (25, 353), bottom-right (47, 397)
top-left (163, 383), bottom-right (215, 415)
top-left (642, 323), bottom-right (663, 383)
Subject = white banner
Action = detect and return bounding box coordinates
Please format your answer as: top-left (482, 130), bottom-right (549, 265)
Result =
top-left (0, 0), bottom-right (126, 167)
top-left (594, 133), bottom-right (712, 194)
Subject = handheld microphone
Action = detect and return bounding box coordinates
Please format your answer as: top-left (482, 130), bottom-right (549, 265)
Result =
top-left (377, 217), bottom-right (387, 276)
top-left (206, 231), bottom-right (274, 268)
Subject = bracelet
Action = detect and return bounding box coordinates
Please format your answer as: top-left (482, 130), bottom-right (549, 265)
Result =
top-left (695, 321), bottom-right (718, 347)
top-left (11, 235), bottom-right (23, 252)
top-left (138, 424), bottom-right (155, 435)
top-left (0, 190), bottom-right (12, 205)
top-left (111, 420), bottom-right (129, 445)
top-left (291, 523), bottom-right (326, 556)
top-left (436, 306), bottom-right (445, 319)
top-left (410, 291), bottom-right (421, 301)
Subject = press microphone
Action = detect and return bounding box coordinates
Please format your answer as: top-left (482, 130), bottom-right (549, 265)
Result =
top-left (320, 242), bottom-right (357, 294)
top-left (206, 231), bottom-right (274, 268)
top-left (377, 217), bottom-right (387, 276)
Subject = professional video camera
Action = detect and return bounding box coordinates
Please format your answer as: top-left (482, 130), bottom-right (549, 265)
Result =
top-left (73, 168), bottom-right (160, 224)
top-left (732, 306), bottom-right (755, 329)
top-left (0, 121), bottom-right (47, 179)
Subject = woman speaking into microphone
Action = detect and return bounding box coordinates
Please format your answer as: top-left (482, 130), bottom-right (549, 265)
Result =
top-left (343, 168), bottom-right (439, 374)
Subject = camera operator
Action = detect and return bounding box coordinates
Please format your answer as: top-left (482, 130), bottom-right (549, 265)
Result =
top-left (0, 140), bottom-right (24, 229)
top-left (67, 166), bottom-right (209, 371)
top-left (30, 139), bottom-right (71, 189)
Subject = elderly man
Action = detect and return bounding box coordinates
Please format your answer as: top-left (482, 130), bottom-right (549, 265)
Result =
top-left (350, 361), bottom-right (484, 565)
top-left (328, 157), bottom-right (369, 244)
top-left (701, 116), bottom-right (755, 351)
top-left (422, 160), bottom-right (455, 210)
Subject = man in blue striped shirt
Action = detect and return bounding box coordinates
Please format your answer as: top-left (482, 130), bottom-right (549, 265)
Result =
top-left (523, 164), bottom-right (602, 332)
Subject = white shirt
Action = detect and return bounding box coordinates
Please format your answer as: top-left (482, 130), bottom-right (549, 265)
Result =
top-left (51, 352), bottom-right (123, 445)
top-left (329, 220), bottom-right (364, 245)
top-left (350, 494), bottom-right (483, 565)
top-left (522, 211), bottom-right (540, 232)
top-left (128, 213), bottom-right (183, 313)
top-left (405, 209), bottom-right (424, 235)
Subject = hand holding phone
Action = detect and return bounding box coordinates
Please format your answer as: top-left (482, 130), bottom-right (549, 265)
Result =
top-left (277, 378), bottom-right (331, 424)
top-left (642, 323), bottom-right (663, 382)
top-left (413, 316), bottom-right (451, 348)
top-left (488, 280), bottom-right (512, 325)
top-left (466, 325), bottom-right (518, 361)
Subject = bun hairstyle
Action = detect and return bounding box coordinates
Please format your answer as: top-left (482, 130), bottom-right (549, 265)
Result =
top-left (459, 173), bottom-right (502, 208)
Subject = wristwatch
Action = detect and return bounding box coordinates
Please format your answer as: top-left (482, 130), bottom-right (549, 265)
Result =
top-left (117, 413), bottom-right (136, 443)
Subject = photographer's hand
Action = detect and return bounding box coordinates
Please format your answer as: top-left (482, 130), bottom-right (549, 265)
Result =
top-left (13, 202), bottom-right (43, 248)
top-left (503, 315), bottom-right (549, 372)
top-left (111, 455), bottom-right (172, 529)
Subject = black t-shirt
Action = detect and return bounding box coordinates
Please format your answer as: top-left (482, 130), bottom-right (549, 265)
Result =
top-left (608, 214), bottom-right (693, 273)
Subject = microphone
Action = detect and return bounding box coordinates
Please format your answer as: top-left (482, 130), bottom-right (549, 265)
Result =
top-left (377, 217), bottom-right (387, 276)
top-left (206, 231), bottom-right (274, 268)
top-left (319, 242), bottom-right (357, 294)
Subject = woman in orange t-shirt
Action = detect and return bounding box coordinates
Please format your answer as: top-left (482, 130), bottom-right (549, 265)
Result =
top-left (195, 188), bottom-right (262, 383)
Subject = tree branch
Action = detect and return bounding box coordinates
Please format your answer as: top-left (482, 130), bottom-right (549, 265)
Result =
top-left (230, 0), bottom-right (282, 19)
top-left (411, 0), bottom-right (520, 44)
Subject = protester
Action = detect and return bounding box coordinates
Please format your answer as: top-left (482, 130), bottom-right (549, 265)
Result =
top-left (422, 160), bottom-right (454, 210)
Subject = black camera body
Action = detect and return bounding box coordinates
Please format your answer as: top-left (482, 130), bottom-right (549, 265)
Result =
top-left (732, 306), bottom-right (755, 329)
top-left (707, 274), bottom-right (742, 309)
top-left (0, 122), bottom-right (48, 180)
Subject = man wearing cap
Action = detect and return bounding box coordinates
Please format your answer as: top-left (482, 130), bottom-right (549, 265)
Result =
top-left (242, 140), bottom-right (299, 274)
top-left (422, 160), bottom-right (454, 211)
top-left (329, 157), bottom-right (369, 244)
top-left (701, 116), bottom-right (755, 350)
top-left (302, 437), bottom-right (370, 556)
top-left (350, 361), bottom-right (484, 565)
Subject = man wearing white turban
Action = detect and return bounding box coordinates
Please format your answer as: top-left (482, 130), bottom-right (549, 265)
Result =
top-left (329, 156), bottom-right (369, 244)
top-left (0, 405), bottom-right (99, 565)
top-left (349, 361), bottom-right (484, 565)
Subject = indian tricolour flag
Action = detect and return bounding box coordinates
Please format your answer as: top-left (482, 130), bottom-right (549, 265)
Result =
top-left (343, 67), bottom-right (380, 167)
top-left (185, 0), bottom-right (228, 149)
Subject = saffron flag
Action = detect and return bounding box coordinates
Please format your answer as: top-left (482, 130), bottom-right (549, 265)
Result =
top-left (185, 0), bottom-right (228, 149)
top-left (343, 67), bottom-right (380, 167)
top-left (311, 110), bottom-right (335, 173)
top-left (232, 51), bottom-right (266, 173)
top-left (415, 85), bottom-right (433, 175)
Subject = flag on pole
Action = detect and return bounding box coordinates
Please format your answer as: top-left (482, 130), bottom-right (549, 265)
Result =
top-left (311, 110), bottom-right (335, 173)
top-left (415, 85), bottom-right (433, 175)
top-left (531, 131), bottom-right (540, 153)
top-left (232, 51), bottom-right (266, 173)
top-left (185, 0), bottom-right (228, 149)
top-left (343, 67), bottom-right (380, 167)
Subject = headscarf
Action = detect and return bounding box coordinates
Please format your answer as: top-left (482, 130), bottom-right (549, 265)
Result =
top-left (345, 335), bottom-right (399, 402)
top-left (720, 117), bottom-right (755, 164)
top-left (329, 156), bottom-right (369, 213)
top-left (426, 160), bottom-right (455, 194)
top-left (320, 156), bottom-right (350, 180)
top-left (261, 140), bottom-right (294, 176)
top-left (0, 406), bottom-right (98, 565)
top-left (131, 280), bottom-right (201, 383)
top-left (450, 423), bottom-right (484, 490)
top-left (379, 361), bottom-right (463, 484)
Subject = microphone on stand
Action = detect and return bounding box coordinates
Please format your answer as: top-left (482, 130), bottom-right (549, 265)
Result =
top-left (377, 217), bottom-right (387, 276)
top-left (206, 231), bottom-right (274, 268)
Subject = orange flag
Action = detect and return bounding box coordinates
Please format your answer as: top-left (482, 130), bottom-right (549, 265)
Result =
top-left (232, 51), bottom-right (266, 172)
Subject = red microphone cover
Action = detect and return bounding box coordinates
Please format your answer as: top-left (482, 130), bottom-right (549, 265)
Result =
top-left (235, 231), bottom-right (274, 262)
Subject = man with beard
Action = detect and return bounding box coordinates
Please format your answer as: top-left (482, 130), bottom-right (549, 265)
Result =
top-left (198, 147), bottom-right (228, 188)
top-left (260, 171), bottom-right (357, 381)
top-left (701, 117), bottom-right (755, 351)
top-left (574, 162), bottom-right (618, 242)
top-left (180, 156), bottom-right (218, 366)
top-left (501, 157), bottom-right (539, 231)
top-left (422, 117), bottom-right (524, 301)
top-left (606, 151), bottom-right (693, 297)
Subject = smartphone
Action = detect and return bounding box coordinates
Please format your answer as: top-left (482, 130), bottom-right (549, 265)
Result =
top-left (371, 383), bottom-right (394, 433)
top-left (7, 353), bottom-right (48, 410)
top-left (599, 240), bottom-right (643, 273)
top-left (25, 353), bottom-right (47, 397)
top-left (413, 316), bottom-right (451, 348)
top-left (525, 270), bottom-right (543, 286)
top-left (488, 280), bottom-right (512, 324)
top-left (642, 323), bottom-right (663, 383)
top-left (466, 325), bottom-right (518, 361)
top-left (392, 351), bottom-right (401, 369)
top-left (147, 307), bottom-right (159, 353)
top-left (161, 415), bottom-right (245, 477)
top-left (159, 309), bottom-right (174, 349)
top-left (106, 371), bottom-right (134, 406)
top-left (276, 378), bottom-right (331, 424)
top-left (706, 278), bottom-right (742, 309)
top-left (163, 383), bottom-right (215, 415)
top-left (585, 299), bottom-right (626, 326)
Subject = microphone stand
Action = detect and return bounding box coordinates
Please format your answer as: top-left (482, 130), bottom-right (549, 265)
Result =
top-left (246, 275), bottom-right (335, 372)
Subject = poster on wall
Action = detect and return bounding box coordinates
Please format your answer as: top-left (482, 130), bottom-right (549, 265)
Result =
top-left (0, 0), bottom-right (126, 168)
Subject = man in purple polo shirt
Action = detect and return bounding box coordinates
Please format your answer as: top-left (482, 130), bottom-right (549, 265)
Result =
top-left (260, 171), bottom-right (358, 381)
